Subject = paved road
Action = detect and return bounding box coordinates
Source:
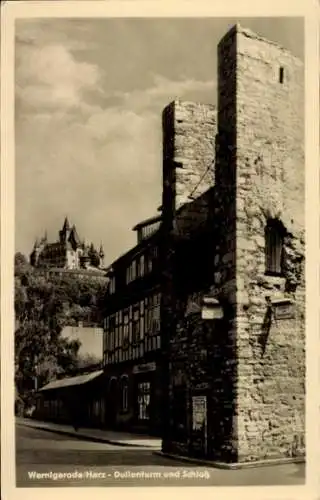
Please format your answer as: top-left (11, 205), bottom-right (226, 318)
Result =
top-left (15, 423), bottom-right (305, 487)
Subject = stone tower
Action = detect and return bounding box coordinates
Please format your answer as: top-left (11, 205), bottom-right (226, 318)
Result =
top-left (161, 25), bottom-right (305, 465)
top-left (215, 24), bottom-right (304, 463)
top-left (162, 100), bottom-right (216, 212)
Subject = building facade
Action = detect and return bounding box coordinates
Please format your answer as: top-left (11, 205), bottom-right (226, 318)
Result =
top-left (161, 25), bottom-right (305, 465)
top-left (30, 217), bottom-right (105, 272)
top-left (34, 325), bottom-right (106, 426)
top-left (34, 369), bottom-right (106, 427)
top-left (103, 216), bottom-right (163, 435)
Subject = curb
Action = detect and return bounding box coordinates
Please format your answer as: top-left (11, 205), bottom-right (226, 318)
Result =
top-left (17, 421), bottom-right (160, 449)
top-left (154, 451), bottom-right (306, 470)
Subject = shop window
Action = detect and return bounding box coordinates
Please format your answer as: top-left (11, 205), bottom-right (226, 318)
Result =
top-left (93, 400), bottom-right (100, 417)
top-left (265, 219), bottom-right (286, 276)
top-left (120, 377), bottom-right (129, 412)
top-left (137, 382), bottom-right (150, 420)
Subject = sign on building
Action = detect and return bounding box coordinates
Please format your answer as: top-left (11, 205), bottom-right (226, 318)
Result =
top-left (133, 362), bottom-right (157, 374)
top-left (192, 395), bottom-right (207, 431)
top-left (274, 302), bottom-right (295, 320)
top-left (271, 298), bottom-right (295, 320)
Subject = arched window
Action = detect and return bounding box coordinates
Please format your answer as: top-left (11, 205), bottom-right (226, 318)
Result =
top-left (265, 219), bottom-right (286, 276)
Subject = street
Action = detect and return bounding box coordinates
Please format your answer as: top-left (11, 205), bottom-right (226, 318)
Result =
top-left (16, 422), bottom-right (305, 487)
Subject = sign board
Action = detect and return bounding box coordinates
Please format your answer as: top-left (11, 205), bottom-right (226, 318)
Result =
top-left (201, 306), bottom-right (223, 320)
top-left (133, 362), bottom-right (156, 374)
top-left (201, 297), bottom-right (223, 320)
top-left (273, 302), bottom-right (295, 320)
top-left (192, 395), bottom-right (207, 431)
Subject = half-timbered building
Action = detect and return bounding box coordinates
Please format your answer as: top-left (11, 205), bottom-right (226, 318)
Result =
top-left (103, 214), bottom-right (163, 435)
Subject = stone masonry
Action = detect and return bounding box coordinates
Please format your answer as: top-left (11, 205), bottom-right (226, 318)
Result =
top-left (161, 24), bottom-right (305, 464)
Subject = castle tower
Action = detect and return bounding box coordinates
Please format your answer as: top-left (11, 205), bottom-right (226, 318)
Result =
top-left (162, 25), bottom-right (304, 465)
top-left (99, 244), bottom-right (105, 268)
top-left (215, 24), bottom-right (305, 463)
top-left (59, 216), bottom-right (71, 243)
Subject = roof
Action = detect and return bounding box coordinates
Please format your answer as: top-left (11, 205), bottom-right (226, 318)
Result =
top-left (62, 216), bottom-right (70, 231)
top-left (39, 370), bottom-right (104, 392)
top-left (69, 225), bottom-right (81, 246)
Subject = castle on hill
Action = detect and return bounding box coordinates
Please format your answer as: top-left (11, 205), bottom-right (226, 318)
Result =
top-left (30, 217), bottom-right (105, 272)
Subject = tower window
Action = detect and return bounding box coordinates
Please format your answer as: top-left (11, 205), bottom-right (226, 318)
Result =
top-left (265, 219), bottom-right (286, 276)
top-left (279, 67), bottom-right (284, 84)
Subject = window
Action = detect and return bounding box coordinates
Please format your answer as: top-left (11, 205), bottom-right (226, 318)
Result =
top-left (279, 66), bottom-right (284, 84)
top-left (131, 260), bottom-right (136, 281)
top-left (147, 254), bottom-right (153, 273)
top-left (265, 219), bottom-right (286, 276)
top-left (123, 309), bottom-right (129, 349)
top-left (126, 260), bottom-right (137, 284)
top-left (132, 305), bottom-right (140, 343)
top-left (109, 316), bottom-right (115, 351)
top-left (103, 317), bottom-right (109, 354)
top-left (115, 313), bottom-right (122, 349)
top-left (138, 254), bottom-right (145, 277)
top-left (120, 377), bottom-right (129, 412)
top-left (139, 301), bottom-right (145, 340)
top-left (137, 382), bottom-right (151, 420)
top-left (109, 276), bottom-right (116, 294)
top-left (146, 293), bottom-right (161, 335)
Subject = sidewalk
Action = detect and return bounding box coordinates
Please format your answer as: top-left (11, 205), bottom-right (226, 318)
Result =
top-left (16, 417), bottom-right (162, 449)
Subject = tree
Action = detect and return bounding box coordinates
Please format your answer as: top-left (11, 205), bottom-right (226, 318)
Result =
top-left (14, 260), bottom-right (108, 411)
top-left (14, 252), bottom-right (32, 279)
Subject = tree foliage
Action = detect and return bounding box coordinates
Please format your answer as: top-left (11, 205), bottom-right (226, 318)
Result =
top-left (14, 252), bottom-right (108, 410)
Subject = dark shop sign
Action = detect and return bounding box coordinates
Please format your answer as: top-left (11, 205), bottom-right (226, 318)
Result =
top-left (133, 362), bottom-right (157, 374)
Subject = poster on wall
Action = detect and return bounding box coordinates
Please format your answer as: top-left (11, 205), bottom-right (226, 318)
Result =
top-left (192, 395), bottom-right (207, 431)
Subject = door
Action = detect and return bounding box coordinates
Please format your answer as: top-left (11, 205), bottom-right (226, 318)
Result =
top-left (107, 378), bottom-right (118, 428)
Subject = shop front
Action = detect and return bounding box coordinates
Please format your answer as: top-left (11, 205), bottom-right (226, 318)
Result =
top-left (132, 361), bottom-right (162, 435)
top-left (105, 360), bottom-right (162, 436)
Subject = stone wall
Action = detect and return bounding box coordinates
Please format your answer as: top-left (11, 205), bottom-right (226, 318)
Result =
top-left (162, 100), bottom-right (216, 215)
top-left (161, 100), bottom-right (216, 452)
top-left (231, 25), bottom-right (305, 462)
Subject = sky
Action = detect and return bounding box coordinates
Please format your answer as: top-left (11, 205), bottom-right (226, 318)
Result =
top-left (15, 16), bottom-right (304, 267)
